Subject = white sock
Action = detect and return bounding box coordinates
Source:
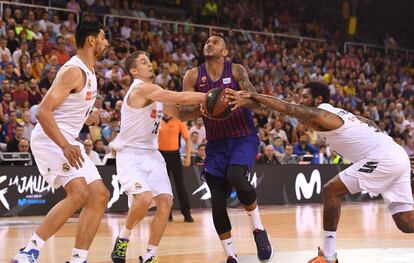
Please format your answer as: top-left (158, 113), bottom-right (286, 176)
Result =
top-left (143, 244), bottom-right (157, 261)
top-left (247, 207), bottom-right (264, 231)
top-left (220, 237), bottom-right (237, 259)
top-left (24, 233), bottom-right (45, 252)
top-left (323, 231), bottom-right (337, 258)
top-left (69, 248), bottom-right (88, 263)
top-left (119, 225), bottom-right (132, 239)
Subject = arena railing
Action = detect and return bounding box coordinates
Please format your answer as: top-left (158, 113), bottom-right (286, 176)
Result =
top-left (344, 41), bottom-right (414, 59)
top-left (102, 14), bottom-right (326, 43)
top-left (0, 1), bottom-right (80, 24)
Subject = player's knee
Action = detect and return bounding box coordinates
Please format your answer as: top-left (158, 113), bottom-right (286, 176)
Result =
top-left (395, 220), bottom-right (414, 233)
top-left (134, 192), bottom-right (153, 208)
top-left (227, 165), bottom-right (252, 190)
top-left (69, 188), bottom-right (90, 207)
top-left (97, 186), bottom-right (110, 204)
top-left (322, 182), bottom-right (335, 198)
top-left (236, 189), bottom-right (256, 206)
top-left (156, 195), bottom-right (173, 212)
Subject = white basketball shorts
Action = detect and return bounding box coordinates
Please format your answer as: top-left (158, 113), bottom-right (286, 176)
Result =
top-left (116, 148), bottom-right (173, 198)
top-left (31, 136), bottom-right (101, 189)
top-left (339, 143), bottom-right (413, 215)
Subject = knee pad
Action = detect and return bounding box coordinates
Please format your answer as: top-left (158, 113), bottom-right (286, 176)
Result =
top-left (227, 165), bottom-right (256, 205)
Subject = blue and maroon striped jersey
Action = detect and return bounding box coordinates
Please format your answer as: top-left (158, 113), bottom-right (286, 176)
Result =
top-left (196, 61), bottom-right (256, 141)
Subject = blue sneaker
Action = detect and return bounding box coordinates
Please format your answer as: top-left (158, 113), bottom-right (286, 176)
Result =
top-left (253, 229), bottom-right (273, 262)
top-left (10, 248), bottom-right (39, 263)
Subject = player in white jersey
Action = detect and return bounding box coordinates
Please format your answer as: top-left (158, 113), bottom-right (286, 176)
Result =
top-left (110, 51), bottom-right (205, 263)
top-left (11, 21), bottom-right (109, 263)
top-left (226, 82), bottom-right (414, 263)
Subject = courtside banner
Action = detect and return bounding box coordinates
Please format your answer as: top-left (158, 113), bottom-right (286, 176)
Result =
top-left (0, 165), bottom-right (376, 216)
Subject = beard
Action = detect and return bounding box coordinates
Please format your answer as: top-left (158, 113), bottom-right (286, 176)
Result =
top-left (95, 47), bottom-right (108, 61)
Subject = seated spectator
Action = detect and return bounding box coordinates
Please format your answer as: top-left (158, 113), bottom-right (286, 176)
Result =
top-left (102, 117), bottom-right (119, 144)
top-left (313, 145), bottom-right (330, 164)
top-left (17, 138), bottom-right (30, 152)
top-left (7, 124), bottom-right (24, 152)
top-left (84, 139), bottom-right (102, 165)
top-left (271, 136), bottom-right (284, 155)
top-left (20, 110), bottom-right (33, 140)
top-left (280, 144), bottom-right (298, 164)
top-left (189, 117), bottom-right (206, 145)
top-left (39, 67), bottom-right (57, 92)
top-left (0, 92), bottom-right (15, 122)
top-left (270, 120), bottom-right (288, 143)
top-left (256, 145), bottom-right (280, 165)
top-left (194, 144), bottom-right (206, 166)
top-left (12, 80), bottom-right (29, 109)
top-left (293, 134), bottom-right (318, 156)
top-left (190, 131), bottom-right (200, 154)
top-left (94, 139), bottom-right (107, 156)
top-left (28, 79), bottom-right (42, 106)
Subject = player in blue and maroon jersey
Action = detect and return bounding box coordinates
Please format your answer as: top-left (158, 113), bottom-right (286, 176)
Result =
top-left (182, 35), bottom-right (273, 263)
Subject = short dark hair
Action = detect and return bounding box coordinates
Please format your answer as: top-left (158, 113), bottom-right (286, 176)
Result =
top-left (210, 34), bottom-right (227, 47)
top-left (303, 82), bottom-right (330, 103)
top-left (75, 21), bottom-right (104, 48)
top-left (125, 50), bottom-right (148, 75)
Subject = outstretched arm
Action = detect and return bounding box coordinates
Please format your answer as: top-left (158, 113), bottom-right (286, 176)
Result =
top-left (226, 90), bottom-right (343, 131)
top-left (164, 104), bottom-right (202, 121)
top-left (232, 64), bottom-right (260, 111)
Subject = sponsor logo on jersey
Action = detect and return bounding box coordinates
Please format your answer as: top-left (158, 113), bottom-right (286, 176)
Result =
top-left (62, 163), bottom-right (70, 172)
top-left (150, 109), bottom-right (157, 119)
top-left (200, 76), bottom-right (207, 87)
top-left (85, 91), bottom-right (92, 100)
top-left (87, 79), bottom-right (92, 89)
top-left (223, 77), bottom-right (231, 84)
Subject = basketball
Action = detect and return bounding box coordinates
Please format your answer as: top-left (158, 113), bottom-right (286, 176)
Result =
top-left (202, 88), bottom-right (233, 120)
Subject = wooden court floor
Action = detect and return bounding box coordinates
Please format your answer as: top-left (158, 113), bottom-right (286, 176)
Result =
top-left (1, 201), bottom-right (413, 262)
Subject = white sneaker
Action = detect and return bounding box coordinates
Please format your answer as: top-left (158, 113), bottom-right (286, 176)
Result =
top-left (10, 248), bottom-right (39, 263)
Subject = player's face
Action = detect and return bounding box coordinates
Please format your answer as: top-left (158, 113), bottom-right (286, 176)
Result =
top-left (134, 54), bottom-right (155, 79)
top-left (94, 30), bottom-right (109, 61)
top-left (300, 88), bottom-right (315, 107)
top-left (203, 36), bottom-right (227, 59)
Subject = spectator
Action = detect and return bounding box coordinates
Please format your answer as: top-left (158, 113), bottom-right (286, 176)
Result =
top-left (271, 136), bottom-right (285, 155)
top-left (194, 144), bottom-right (206, 166)
top-left (66, 0), bottom-right (81, 12)
top-left (17, 138), bottom-right (30, 153)
top-left (256, 145), bottom-right (280, 164)
top-left (190, 131), bottom-right (200, 154)
top-left (154, 65), bottom-right (171, 88)
top-left (20, 110), bottom-right (33, 141)
top-left (84, 139), bottom-right (102, 165)
top-left (189, 117), bottom-right (206, 145)
top-left (102, 117), bottom-right (119, 144)
top-left (0, 37), bottom-right (11, 62)
top-left (2, 110), bottom-right (18, 142)
top-left (293, 134), bottom-right (318, 157)
top-left (39, 67), bottom-right (57, 92)
top-left (270, 120), bottom-right (288, 142)
top-left (94, 139), bottom-right (107, 156)
top-left (280, 144), bottom-right (298, 164)
top-left (0, 92), bottom-right (14, 122)
top-left (12, 80), bottom-right (29, 109)
top-left (28, 79), bottom-right (42, 106)
top-left (6, 124), bottom-right (24, 152)
top-left (12, 41), bottom-right (30, 66)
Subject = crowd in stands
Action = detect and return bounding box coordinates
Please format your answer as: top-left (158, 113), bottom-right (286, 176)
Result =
top-left (0, 1), bottom-right (413, 166)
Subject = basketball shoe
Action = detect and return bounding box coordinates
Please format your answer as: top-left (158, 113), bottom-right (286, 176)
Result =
top-left (253, 229), bottom-right (273, 262)
top-left (139, 256), bottom-right (158, 263)
top-left (226, 256), bottom-right (238, 263)
top-left (308, 247), bottom-right (338, 263)
top-left (111, 237), bottom-right (129, 263)
top-left (10, 248), bottom-right (39, 263)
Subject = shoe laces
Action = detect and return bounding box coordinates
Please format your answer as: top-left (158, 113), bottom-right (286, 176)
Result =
top-left (115, 239), bottom-right (129, 256)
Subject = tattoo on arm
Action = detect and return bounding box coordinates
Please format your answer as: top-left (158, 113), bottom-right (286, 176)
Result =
top-left (236, 65), bottom-right (257, 93)
top-left (356, 116), bottom-right (380, 132)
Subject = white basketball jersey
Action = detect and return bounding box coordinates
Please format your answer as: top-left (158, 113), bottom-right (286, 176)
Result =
top-left (113, 78), bottom-right (163, 151)
top-left (317, 103), bottom-right (396, 163)
top-left (31, 56), bottom-right (97, 141)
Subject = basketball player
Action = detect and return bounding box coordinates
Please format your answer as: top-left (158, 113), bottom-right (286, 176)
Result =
top-left (182, 35), bottom-right (273, 263)
top-left (11, 21), bottom-right (109, 263)
top-left (226, 82), bottom-right (414, 263)
top-left (110, 51), bottom-right (205, 263)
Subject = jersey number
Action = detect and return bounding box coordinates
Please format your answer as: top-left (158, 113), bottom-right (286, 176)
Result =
top-left (152, 121), bottom-right (160, 135)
